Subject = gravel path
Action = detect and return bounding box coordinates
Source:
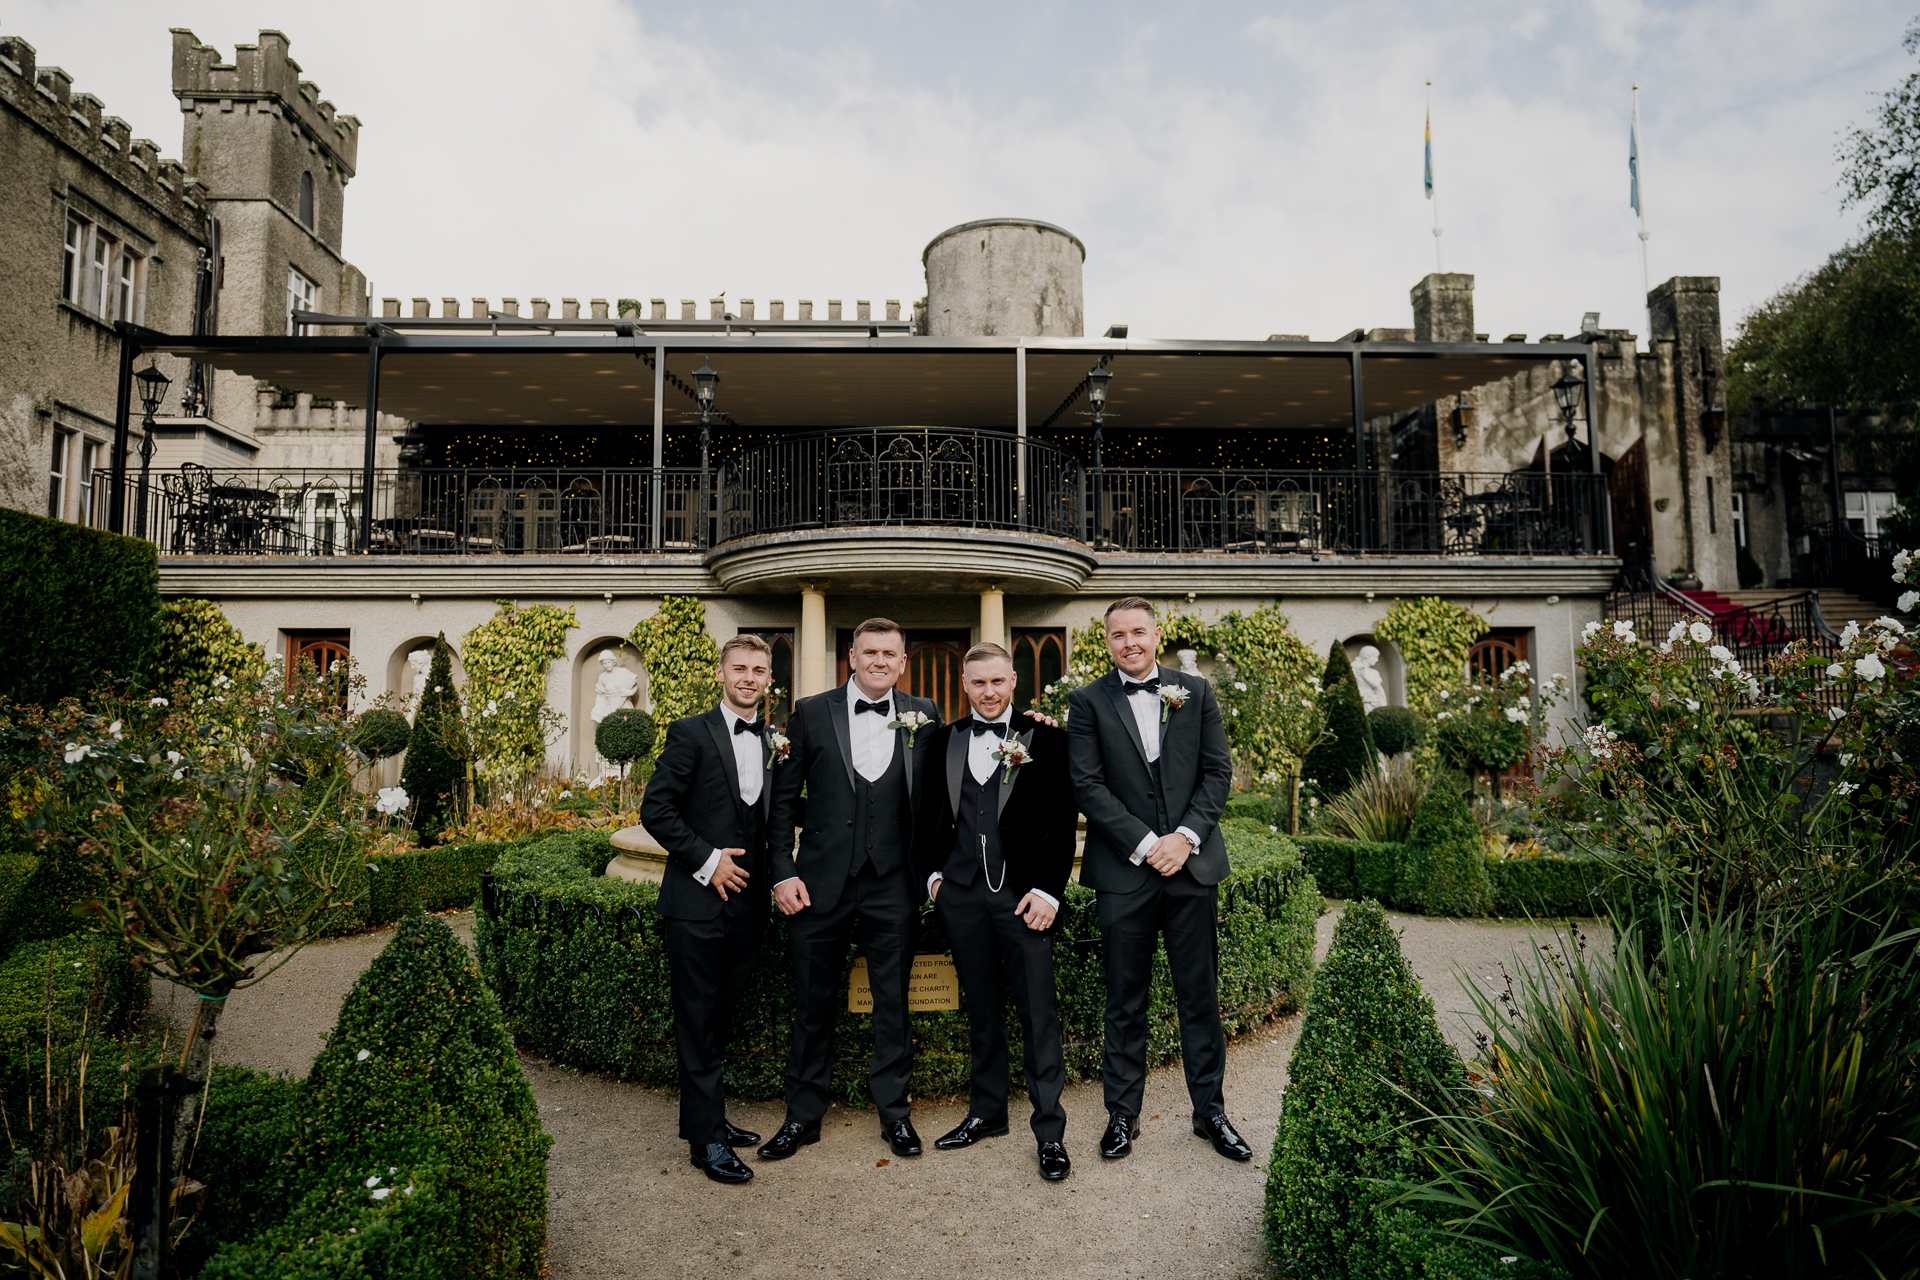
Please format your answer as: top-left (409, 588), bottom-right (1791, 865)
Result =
top-left (153, 904), bottom-right (1599, 1279)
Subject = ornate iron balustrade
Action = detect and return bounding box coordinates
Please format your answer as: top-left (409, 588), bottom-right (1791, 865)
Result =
top-left (101, 447), bottom-right (1613, 558)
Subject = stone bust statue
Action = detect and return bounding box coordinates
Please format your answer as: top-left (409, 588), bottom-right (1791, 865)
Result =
top-left (592, 650), bottom-right (640, 724)
top-left (1350, 644), bottom-right (1388, 712)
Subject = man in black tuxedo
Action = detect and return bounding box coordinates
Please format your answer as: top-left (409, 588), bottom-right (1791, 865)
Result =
top-left (1066, 596), bottom-right (1252, 1163)
top-left (638, 633), bottom-right (780, 1184)
top-left (760, 618), bottom-right (941, 1160)
top-left (912, 643), bottom-right (1077, 1182)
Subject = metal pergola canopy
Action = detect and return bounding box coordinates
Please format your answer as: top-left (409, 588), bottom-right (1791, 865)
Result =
top-left (129, 321), bottom-right (1587, 433)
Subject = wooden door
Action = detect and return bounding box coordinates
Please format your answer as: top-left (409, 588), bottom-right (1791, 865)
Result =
top-left (1609, 437), bottom-right (1652, 575)
top-left (1468, 629), bottom-right (1530, 792)
top-left (1011, 628), bottom-right (1065, 712)
top-left (286, 631), bottom-right (351, 703)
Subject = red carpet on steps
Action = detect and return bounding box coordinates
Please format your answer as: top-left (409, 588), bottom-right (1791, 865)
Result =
top-left (1678, 590), bottom-right (1794, 645)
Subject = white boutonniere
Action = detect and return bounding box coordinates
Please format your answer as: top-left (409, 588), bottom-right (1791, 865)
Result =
top-left (1159, 684), bottom-right (1190, 723)
top-left (886, 710), bottom-right (932, 748)
top-left (765, 730), bottom-right (791, 770)
top-left (990, 736), bottom-right (1032, 784)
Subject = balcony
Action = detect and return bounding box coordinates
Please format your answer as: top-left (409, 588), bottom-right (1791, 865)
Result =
top-left (104, 428), bottom-right (1611, 564)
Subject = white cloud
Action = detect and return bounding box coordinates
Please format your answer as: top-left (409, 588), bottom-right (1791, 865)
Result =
top-left (9, 0), bottom-right (1908, 342)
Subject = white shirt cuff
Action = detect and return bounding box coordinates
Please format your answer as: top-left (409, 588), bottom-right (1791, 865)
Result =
top-left (927, 872), bottom-right (943, 896)
top-left (1028, 888), bottom-right (1060, 911)
top-left (773, 876), bottom-right (800, 891)
top-left (694, 848), bottom-right (723, 886)
top-left (1176, 826), bottom-right (1202, 852)
top-left (1130, 831), bottom-right (1159, 865)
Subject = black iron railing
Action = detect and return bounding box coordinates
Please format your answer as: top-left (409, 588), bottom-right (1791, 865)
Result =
top-left (1804, 521), bottom-right (1899, 604)
top-left (102, 440), bottom-right (1614, 558)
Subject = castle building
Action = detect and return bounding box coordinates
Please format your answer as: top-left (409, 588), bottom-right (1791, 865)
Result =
top-left (3, 23), bottom-right (1803, 781)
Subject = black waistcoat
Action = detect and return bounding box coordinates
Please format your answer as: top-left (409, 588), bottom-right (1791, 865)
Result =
top-left (850, 732), bottom-right (910, 876)
top-left (944, 761), bottom-right (1005, 887)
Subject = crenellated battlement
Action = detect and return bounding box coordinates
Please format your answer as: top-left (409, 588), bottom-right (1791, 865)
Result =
top-left (0, 29), bottom-right (208, 227)
top-left (170, 28), bottom-right (359, 175)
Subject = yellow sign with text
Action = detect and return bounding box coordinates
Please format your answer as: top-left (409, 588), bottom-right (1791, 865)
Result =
top-left (848, 953), bottom-right (961, 1013)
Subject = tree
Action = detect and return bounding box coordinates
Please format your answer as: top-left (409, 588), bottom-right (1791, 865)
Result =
top-left (399, 635), bottom-right (467, 845)
top-left (1841, 18), bottom-right (1920, 239)
top-left (1302, 643), bottom-right (1374, 796)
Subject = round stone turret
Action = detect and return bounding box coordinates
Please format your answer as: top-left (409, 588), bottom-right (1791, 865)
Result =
top-left (922, 218), bottom-right (1085, 338)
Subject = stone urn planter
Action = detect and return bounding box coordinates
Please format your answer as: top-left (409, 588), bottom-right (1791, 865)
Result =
top-left (605, 824), bottom-right (669, 883)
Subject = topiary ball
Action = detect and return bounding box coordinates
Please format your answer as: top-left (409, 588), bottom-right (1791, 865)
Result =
top-left (1367, 705), bottom-right (1426, 757)
top-left (596, 708), bottom-right (657, 766)
top-left (351, 707), bottom-right (414, 761)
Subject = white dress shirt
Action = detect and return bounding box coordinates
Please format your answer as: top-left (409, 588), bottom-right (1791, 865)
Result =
top-left (928, 708), bottom-right (1059, 911)
top-left (693, 703), bottom-right (765, 887)
top-left (847, 678), bottom-right (897, 782)
top-left (1120, 670), bottom-right (1202, 867)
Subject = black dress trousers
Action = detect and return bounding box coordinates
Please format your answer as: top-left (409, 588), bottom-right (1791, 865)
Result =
top-left (1096, 869), bottom-right (1226, 1122)
top-left (665, 890), bottom-right (764, 1146)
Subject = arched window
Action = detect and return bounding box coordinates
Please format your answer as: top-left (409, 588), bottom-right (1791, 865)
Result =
top-left (298, 172), bottom-right (314, 229)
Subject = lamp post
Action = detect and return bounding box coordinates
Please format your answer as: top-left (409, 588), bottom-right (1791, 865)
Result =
top-left (691, 360), bottom-right (719, 547)
top-left (1080, 365), bottom-right (1114, 548)
top-left (1550, 366), bottom-right (1585, 465)
top-left (133, 361), bottom-right (171, 540)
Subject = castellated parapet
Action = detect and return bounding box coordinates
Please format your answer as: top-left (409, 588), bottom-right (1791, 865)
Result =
top-left (170, 29), bottom-right (359, 175)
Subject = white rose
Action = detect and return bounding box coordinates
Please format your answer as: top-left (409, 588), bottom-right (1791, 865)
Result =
top-left (1840, 621), bottom-right (1861, 646)
top-left (1900, 591), bottom-right (1919, 613)
top-left (1688, 620), bottom-right (1712, 644)
top-left (1856, 653), bottom-right (1887, 681)
top-left (1709, 645), bottom-right (1733, 663)
top-left (1582, 621), bottom-right (1602, 639)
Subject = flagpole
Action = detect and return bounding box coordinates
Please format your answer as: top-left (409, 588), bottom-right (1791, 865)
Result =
top-left (1633, 84), bottom-right (1651, 332)
top-left (1427, 80), bottom-right (1443, 272)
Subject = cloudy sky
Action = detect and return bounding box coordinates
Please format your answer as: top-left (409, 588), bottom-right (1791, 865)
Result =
top-left (12, 1), bottom-right (1912, 343)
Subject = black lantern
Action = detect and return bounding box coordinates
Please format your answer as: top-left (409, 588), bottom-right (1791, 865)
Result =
top-left (1450, 393), bottom-right (1474, 450)
top-left (691, 361), bottom-right (720, 415)
top-left (1550, 367), bottom-right (1585, 445)
top-left (133, 361), bottom-right (171, 541)
top-left (1085, 365), bottom-right (1112, 414)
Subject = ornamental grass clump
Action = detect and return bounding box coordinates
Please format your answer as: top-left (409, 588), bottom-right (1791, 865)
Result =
top-left (1413, 908), bottom-right (1920, 1279)
top-left (1266, 899), bottom-right (1470, 1278)
top-left (1318, 756), bottom-right (1429, 845)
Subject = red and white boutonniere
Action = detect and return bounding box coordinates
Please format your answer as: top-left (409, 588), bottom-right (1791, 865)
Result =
top-left (1159, 684), bottom-right (1190, 723)
top-left (765, 730), bottom-right (791, 770)
top-left (990, 736), bottom-right (1032, 784)
top-left (886, 710), bottom-right (932, 748)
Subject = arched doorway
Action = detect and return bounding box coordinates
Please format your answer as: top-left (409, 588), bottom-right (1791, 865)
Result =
top-left (286, 631), bottom-right (350, 705)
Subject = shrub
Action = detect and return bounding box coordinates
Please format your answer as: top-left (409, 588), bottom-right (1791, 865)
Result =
top-left (1402, 774), bottom-right (1492, 917)
top-left (1486, 850), bottom-right (1615, 917)
top-left (1222, 791), bottom-right (1278, 827)
top-left (1367, 704), bottom-right (1426, 757)
top-left (628, 597), bottom-right (717, 763)
top-left (1416, 910), bottom-right (1920, 1278)
top-left (201, 913), bottom-right (550, 1279)
top-left (1266, 899), bottom-right (1465, 1277)
top-left (594, 707), bottom-right (656, 774)
top-left (1303, 643), bottom-right (1376, 795)
top-left (477, 828), bottom-right (1319, 1102)
top-left (176, 1065), bottom-right (304, 1272)
top-left (0, 838), bottom-right (97, 955)
top-left (148, 598), bottom-right (266, 704)
top-left (366, 839), bottom-right (517, 925)
top-left (0, 933), bottom-right (147, 1047)
top-left (1294, 837), bottom-right (1408, 902)
top-left (1374, 597), bottom-right (1488, 714)
top-left (0, 507), bottom-right (160, 706)
top-left (398, 635), bottom-right (468, 846)
top-left (461, 602), bottom-right (576, 787)
top-left (1318, 757), bottom-right (1428, 843)
top-left (350, 707), bottom-right (413, 761)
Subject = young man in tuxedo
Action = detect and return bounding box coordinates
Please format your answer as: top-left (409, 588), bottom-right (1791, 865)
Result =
top-left (1066, 597), bottom-right (1252, 1163)
top-left (638, 633), bottom-right (780, 1184)
top-left (761, 619), bottom-right (941, 1161)
top-left (912, 643), bottom-right (1077, 1182)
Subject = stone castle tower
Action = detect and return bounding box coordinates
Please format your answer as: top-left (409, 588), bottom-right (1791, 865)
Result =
top-left (922, 218), bottom-right (1085, 338)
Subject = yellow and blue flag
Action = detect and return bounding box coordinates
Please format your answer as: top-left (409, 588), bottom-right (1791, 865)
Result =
top-left (1424, 108), bottom-right (1434, 199)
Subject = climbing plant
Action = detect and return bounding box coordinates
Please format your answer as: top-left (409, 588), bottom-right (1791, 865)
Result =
top-left (1156, 605), bottom-right (1217, 655)
top-left (1210, 605), bottom-right (1325, 808)
top-left (148, 599), bottom-right (267, 704)
top-left (628, 596), bottom-right (719, 759)
top-left (462, 601), bottom-right (578, 786)
top-left (1374, 597), bottom-right (1489, 714)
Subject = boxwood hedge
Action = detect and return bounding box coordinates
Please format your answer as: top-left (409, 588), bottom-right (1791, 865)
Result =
top-left (476, 826), bottom-right (1320, 1102)
top-left (0, 507), bottom-right (159, 707)
top-left (365, 839), bottom-right (516, 926)
top-left (1290, 835), bottom-right (1615, 919)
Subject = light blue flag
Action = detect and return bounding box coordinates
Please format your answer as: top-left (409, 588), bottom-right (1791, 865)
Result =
top-left (1629, 114), bottom-right (1641, 214)
top-left (1424, 109), bottom-right (1433, 199)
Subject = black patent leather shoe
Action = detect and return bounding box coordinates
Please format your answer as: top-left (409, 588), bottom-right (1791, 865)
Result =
top-left (934, 1115), bottom-right (1010, 1150)
top-left (1099, 1113), bottom-right (1139, 1159)
top-left (755, 1119), bottom-right (820, 1161)
top-left (690, 1141), bottom-right (754, 1184)
top-left (887, 1119), bottom-right (924, 1157)
top-left (1038, 1141), bottom-right (1071, 1181)
top-left (722, 1119), bottom-right (761, 1148)
top-left (1193, 1113), bottom-right (1253, 1162)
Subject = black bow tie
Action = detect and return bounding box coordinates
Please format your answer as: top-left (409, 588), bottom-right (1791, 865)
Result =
top-left (855, 698), bottom-right (890, 715)
top-left (967, 717), bottom-right (1008, 736)
top-left (733, 717), bottom-right (766, 736)
top-left (1124, 676), bottom-right (1161, 694)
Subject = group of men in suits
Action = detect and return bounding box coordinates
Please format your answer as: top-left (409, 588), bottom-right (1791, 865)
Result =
top-left (638, 600), bottom-right (1252, 1185)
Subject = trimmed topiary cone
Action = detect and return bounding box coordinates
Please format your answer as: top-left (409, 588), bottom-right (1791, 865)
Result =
top-left (1303, 642), bottom-right (1377, 797)
top-left (1402, 771), bottom-right (1493, 917)
top-left (1265, 899), bottom-right (1462, 1277)
top-left (398, 634), bottom-right (466, 846)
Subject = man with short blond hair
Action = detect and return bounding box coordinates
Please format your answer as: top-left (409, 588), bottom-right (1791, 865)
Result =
top-left (762, 618), bottom-right (941, 1161)
top-left (1067, 596), bottom-right (1248, 1163)
top-left (639, 630), bottom-right (778, 1184)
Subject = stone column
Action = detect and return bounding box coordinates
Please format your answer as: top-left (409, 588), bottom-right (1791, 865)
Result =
top-left (978, 583), bottom-right (1007, 652)
top-left (798, 582), bottom-right (830, 696)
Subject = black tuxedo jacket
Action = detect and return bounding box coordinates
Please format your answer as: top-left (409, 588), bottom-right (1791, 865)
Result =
top-left (638, 707), bottom-right (774, 921)
top-left (909, 711), bottom-right (1077, 917)
top-left (1066, 664), bottom-right (1234, 892)
top-left (766, 683), bottom-right (942, 912)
